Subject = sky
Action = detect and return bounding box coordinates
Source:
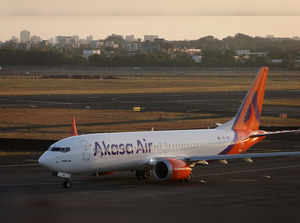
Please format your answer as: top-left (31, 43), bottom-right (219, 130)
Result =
top-left (1, 0), bottom-right (300, 41)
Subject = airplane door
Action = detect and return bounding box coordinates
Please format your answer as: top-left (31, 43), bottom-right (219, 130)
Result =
top-left (81, 140), bottom-right (91, 161)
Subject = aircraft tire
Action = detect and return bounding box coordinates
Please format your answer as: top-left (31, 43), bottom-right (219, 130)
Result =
top-left (63, 180), bottom-right (72, 189)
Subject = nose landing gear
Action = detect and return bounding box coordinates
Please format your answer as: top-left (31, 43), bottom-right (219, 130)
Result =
top-left (56, 172), bottom-right (72, 189)
top-left (62, 179), bottom-right (72, 189)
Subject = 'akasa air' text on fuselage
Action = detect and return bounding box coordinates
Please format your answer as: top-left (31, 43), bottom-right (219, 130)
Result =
top-left (93, 139), bottom-right (153, 157)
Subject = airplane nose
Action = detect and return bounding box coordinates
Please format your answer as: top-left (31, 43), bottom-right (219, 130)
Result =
top-left (38, 152), bottom-right (49, 167)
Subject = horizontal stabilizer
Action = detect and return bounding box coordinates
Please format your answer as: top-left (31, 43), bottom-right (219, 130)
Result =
top-left (249, 129), bottom-right (300, 138)
top-left (186, 151), bottom-right (300, 162)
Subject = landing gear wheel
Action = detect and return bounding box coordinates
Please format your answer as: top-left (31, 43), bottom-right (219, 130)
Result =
top-left (136, 170), bottom-right (144, 180)
top-left (143, 167), bottom-right (151, 179)
top-left (62, 179), bottom-right (72, 189)
top-left (136, 167), bottom-right (151, 181)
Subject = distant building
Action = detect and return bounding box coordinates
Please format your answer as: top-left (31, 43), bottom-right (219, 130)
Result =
top-left (172, 47), bottom-right (186, 53)
top-left (49, 38), bottom-right (55, 45)
top-left (236, 50), bottom-right (267, 57)
top-left (144, 35), bottom-right (159, 42)
top-left (104, 40), bottom-right (119, 49)
top-left (266, 35), bottom-right (275, 39)
top-left (293, 36), bottom-right (300, 40)
top-left (56, 36), bottom-right (70, 45)
top-left (236, 50), bottom-right (251, 56)
top-left (79, 39), bottom-right (89, 45)
top-left (126, 42), bottom-right (141, 53)
top-left (40, 40), bottom-right (50, 48)
top-left (271, 59), bottom-right (283, 64)
top-left (56, 36), bottom-right (78, 47)
top-left (72, 35), bottom-right (79, 42)
top-left (10, 36), bottom-right (18, 43)
top-left (125, 35), bottom-right (135, 42)
top-left (20, 30), bottom-right (30, 43)
top-left (83, 49), bottom-right (101, 59)
top-left (72, 35), bottom-right (80, 47)
top-left (90, 40), bottom-right (104, 49)
top-left (250, 52), bottom-right (267, 57)
top-left (110, 34), bottom-right (123, 39)
top-left (192, 55), bottom-right (202, 63)
top-left (86, 35), bottom-right (93, 43)
top-left (185, 48), bottom-right (202, 55)
top-left (31, 35), bottom-right (42, 44)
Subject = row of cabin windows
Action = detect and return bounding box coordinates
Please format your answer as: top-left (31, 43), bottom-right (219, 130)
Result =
top-left (152, 143), bottom-right (200, 151)
top-left (152, 136), bottom-right (231, 151)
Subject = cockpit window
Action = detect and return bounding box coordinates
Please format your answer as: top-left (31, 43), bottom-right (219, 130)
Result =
top-left (50, 147), bottom-right (71, 153)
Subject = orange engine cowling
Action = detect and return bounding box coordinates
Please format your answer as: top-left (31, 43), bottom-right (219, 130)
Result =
top-left (152, 158), bottom-right (192, 181)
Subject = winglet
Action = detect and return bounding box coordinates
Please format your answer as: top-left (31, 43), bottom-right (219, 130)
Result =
top-left (232, 67), bottom-right (269, 131)
top-left (71, 116), bottom-right (78, 136)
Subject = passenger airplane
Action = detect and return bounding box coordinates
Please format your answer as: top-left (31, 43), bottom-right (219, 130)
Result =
top-left (39, 67), bottom-right (300, 188)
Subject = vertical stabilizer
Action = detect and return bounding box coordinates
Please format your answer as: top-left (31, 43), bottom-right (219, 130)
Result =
top-left (232, 67), bottom-right (268, 131)
top-left (218, 67), bottom-right (268, 131)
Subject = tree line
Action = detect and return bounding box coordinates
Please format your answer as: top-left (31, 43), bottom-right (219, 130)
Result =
top-left (1, 33), bottom-right (300, 69)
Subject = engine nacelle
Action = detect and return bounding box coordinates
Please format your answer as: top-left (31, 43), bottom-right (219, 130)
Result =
top-left (152, 158), bottom-right (192, 181)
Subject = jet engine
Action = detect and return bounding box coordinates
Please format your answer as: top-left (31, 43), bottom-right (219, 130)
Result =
top-left (152, 158), bottom-right (192, 181)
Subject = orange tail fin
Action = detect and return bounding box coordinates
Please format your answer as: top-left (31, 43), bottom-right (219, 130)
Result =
top-left (71, 116), bottom-right (78, 136)
top-left (232, 67), bottom-right (268, 131)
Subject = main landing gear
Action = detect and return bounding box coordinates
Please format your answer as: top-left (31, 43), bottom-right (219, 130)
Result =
top-left (136, 167), bottom-right (151, 180)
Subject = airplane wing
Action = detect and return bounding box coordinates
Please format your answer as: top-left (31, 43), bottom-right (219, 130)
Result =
top-left (185, 151), bottom-right (300, 162)
top-left (249, 129), bottom-right (300, 138)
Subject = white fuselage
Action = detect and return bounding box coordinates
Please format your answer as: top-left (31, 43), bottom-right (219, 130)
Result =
top-left (39, 128), bottom-right (235, 174)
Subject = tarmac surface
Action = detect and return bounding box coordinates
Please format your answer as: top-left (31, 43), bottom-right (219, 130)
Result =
top-left (1, 135), bottom-right (300, 223)
top-left (1, 155), bottom-right (300, 222)
top-left (1, 90), bottom-right (300, 119)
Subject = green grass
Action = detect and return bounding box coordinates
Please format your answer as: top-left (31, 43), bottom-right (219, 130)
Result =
top-left (0, 74), bottom-right (299, 95)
